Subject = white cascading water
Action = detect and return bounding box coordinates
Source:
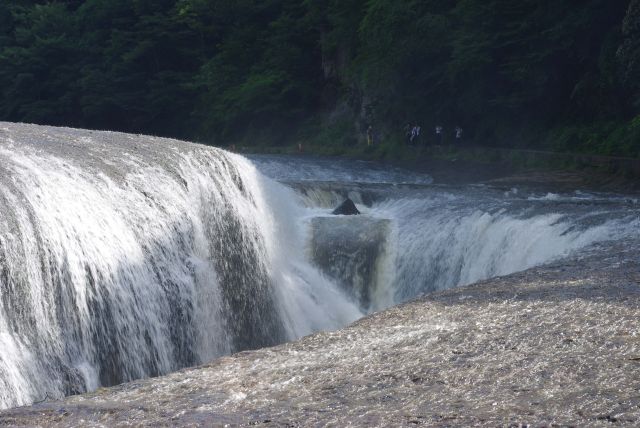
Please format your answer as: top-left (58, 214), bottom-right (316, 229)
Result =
top-left (372, 196), bottom-right (637, 302)
top-left (0, 123), bottom-right (361, 409)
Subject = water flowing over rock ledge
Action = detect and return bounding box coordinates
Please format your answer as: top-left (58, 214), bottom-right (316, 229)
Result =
top-left (3, 240), bottom-right (639, 427)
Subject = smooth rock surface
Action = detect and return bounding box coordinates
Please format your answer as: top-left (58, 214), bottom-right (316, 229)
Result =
top-left (2, 240), bottom-right (640, 427)
top-left (332, 198), bottom-right (360, 215)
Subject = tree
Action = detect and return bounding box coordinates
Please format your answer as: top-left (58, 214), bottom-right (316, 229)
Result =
top-left (619, 0), bottom-right (640, 109)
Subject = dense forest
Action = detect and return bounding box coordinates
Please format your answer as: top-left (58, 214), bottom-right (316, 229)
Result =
top-left (1, 0), bottom-right (639, 156)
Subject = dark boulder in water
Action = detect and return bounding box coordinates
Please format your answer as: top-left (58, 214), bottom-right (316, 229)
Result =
top-left (332, 198), bottom-right (360, 215)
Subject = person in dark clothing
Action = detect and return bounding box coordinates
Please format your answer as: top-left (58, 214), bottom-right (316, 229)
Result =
top-left (404, 123), bottom-right (412, 145)
top-left (410, 124), bottom-right (421, 145)
top-left (455, 126), bottom-right (463, 142)
top-left (435, 126), bottom-right (444, 145)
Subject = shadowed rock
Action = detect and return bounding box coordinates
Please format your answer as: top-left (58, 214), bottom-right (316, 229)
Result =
top-left (311, 216), bottom-right (390, 310)
top-left (332, 198), bottom-right (360, 215)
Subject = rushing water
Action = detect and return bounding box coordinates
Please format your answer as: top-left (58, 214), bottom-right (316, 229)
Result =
top-left (0, 124), bottom-right (359, 409)
top-left (249, 154), bottom-right (640, 308)
top-left (0, 123), bottom-right (638, 409)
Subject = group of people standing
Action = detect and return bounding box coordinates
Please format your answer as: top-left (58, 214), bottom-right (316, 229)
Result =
top-left (406, 123), bottom-right (463, 146)
top-left (363, 123), bottom-right (464, 146)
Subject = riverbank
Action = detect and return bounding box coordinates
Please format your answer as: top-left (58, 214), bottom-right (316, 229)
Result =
top-left (3, 238), bottom-right (639, 426)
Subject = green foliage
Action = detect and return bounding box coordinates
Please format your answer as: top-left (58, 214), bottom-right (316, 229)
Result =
top-left (190, 0), bottom-right (322, 142)
top-left (0, 0), bottom-right (638, 157)
top-left (618, 0), bottom-right (640, 110)
top-left (305, 117), bottom-right (358, 153)
top-left (547, 120), bottom-right (640, 158)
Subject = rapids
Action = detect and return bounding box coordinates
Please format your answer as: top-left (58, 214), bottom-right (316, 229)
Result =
top-left (0, 123), bottom-right (638, 409)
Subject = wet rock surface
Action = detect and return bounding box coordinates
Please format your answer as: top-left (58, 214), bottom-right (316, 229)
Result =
top-left (311, 216), bottom-right (391, 309)
top-left (3, 240), bottom-right (640, 427)
top-left (332, 198), bottom-right (360, 215)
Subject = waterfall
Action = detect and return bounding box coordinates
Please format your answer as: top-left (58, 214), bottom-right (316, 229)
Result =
top-left (288, 178), bottom-right (639, 311)
top-left (1, 125), bottom-right (637, 410)
top-left (0, 123), bottom-right (361, 409)
top-left (376, 196), bottom-right (636, 302)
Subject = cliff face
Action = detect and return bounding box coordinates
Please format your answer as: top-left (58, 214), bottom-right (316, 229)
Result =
top-left (311, 216), bottom-right (391, 311)
top-left (2, 239), bottom-right (640, 426)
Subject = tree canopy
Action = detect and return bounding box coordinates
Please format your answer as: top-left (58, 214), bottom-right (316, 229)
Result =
top-left (0, 0), bottom-right (638, 155)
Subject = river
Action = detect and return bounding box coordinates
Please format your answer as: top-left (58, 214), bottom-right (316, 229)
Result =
top-left (0, 123), bottom-right (637, 409)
